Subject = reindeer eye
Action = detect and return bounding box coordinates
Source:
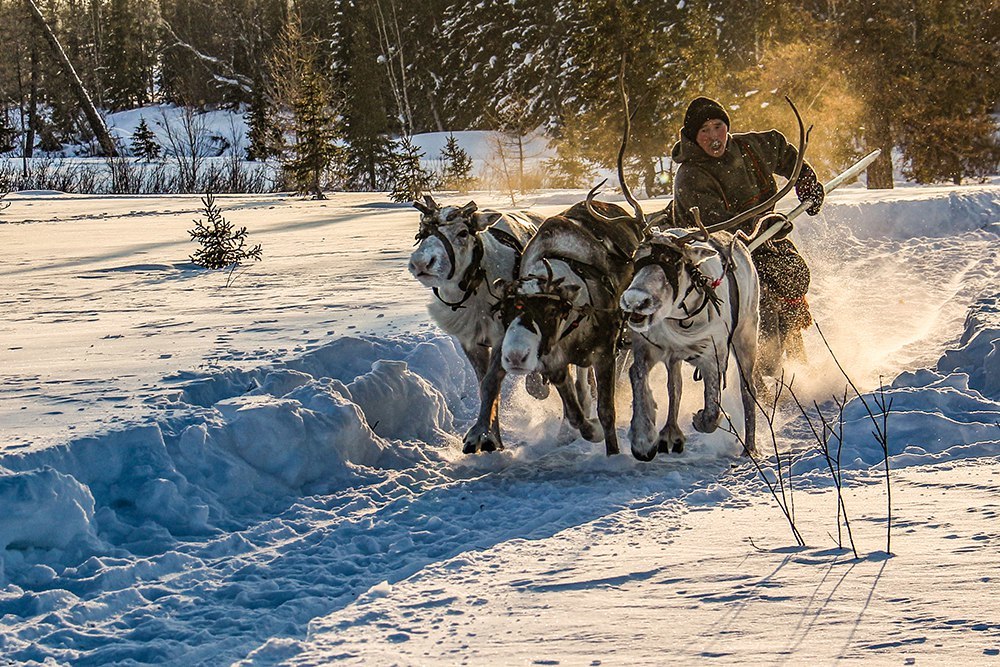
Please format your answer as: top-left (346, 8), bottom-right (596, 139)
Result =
top-left (457, 229), bottom-right (470, 239)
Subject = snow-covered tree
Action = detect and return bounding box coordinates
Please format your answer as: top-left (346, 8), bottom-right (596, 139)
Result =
top-left (130, 118), bottom-right (161, 161)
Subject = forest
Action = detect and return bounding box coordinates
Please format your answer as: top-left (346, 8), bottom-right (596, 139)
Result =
top-left (0, 0), bottom-right (997, 195)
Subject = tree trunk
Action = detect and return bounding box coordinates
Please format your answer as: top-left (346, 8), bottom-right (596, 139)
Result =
top-left (865, 102), bottom-right (894, 189)
top-left (26, 45), bottom-right (38, 159)
top-left (24, 0), bottom-right (118, 157)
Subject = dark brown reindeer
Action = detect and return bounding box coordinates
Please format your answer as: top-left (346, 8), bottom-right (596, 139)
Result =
top-left (462, 192), bottom-right (644, 455)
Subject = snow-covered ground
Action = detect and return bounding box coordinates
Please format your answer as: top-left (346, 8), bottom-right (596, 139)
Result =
top-left (0, 181), bottom-right (998, 665)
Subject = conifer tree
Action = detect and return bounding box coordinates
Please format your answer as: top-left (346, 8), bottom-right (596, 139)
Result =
top-left (267, 16), bottom-right (342, 199)
top-left (389, 136), bottom-right (433, 202)
top-left (439, 134), bottom-right (475, 191)
top-left (335, 0), bottom-right (397, 191)
top-left (0, 109), bottom-right (16, 154)
top-left (188, 193), bottom-right (263, 271)
top-left (104, 0), bottom-right (155, 109)
top-left (130, 118), bottom-right (161, 161)
top-left (286, 62), bottom-right (341, 199)
top-left (245, 86), bottom-right (283, 161)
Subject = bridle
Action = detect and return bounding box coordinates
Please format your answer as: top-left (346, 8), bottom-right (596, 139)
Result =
top-left (495, 258), bottom-right (618, 356)
top-left (633, 240), bottom-right (730, 329)
top-left (415, 215), bottom-right (525, 312)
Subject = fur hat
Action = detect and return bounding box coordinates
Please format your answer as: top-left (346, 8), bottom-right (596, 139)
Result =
top-left (682, 97), bottom-right (730, 141)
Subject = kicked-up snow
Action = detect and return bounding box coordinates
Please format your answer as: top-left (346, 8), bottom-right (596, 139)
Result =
top-left (0, 181), bottom-right (998, 665)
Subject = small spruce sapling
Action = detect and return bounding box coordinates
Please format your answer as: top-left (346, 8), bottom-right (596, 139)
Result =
top-left (188, 193), bottom-right (262, 284)
top-left (439, 133), bottom-right (475, 191)
top-left (130, 118), bottom-right (161, 161)
top-left (389, 136), bottom-right (434, 203)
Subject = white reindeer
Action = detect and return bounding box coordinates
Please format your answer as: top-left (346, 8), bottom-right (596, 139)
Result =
top-left (621, 226), bottom-right (760, 459)
top-left (619, 99), bottom-right (810, 460)
top-left (408, 196), bottom-right (545, 451)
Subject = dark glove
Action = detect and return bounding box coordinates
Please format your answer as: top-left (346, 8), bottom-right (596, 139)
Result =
top-left (794, 164), bottom-right (824, 216)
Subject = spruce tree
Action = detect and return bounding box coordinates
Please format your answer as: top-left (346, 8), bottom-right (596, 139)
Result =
top-left (267, 16), bottom-right (342, 199)
top-left (335, 0), bottom-right (398, 191)
top-left (130, 118), bottom-right (160, 161)
top-left (246, 87), bottom-right (283, 161)
top-left (389, 136), bottom-right (433, 202)
top-left (188, 193), bottom-right (263, 271)
top-left (439, 134), bottom-right (475, 191)
top-left (0, 109), bottom-right (15, 154)
top-left (286, 63), bottom-right (341, 199)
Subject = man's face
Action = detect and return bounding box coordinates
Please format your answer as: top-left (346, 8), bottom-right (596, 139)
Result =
top-left (696, 118), bottom-right (728, 158)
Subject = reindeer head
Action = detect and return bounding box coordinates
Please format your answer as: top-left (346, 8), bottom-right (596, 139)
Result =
top-left (408, 195), bottom-right (502, 288)
top-left (620, 223), bottom-right (722, 332)
top-left (500, 259), bottom-right (584, 373)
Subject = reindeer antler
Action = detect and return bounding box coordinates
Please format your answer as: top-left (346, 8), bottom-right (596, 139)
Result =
top-left (702, 97), bottom-right (811, 234)
top-left (667, 206), bottom-right (713, 248)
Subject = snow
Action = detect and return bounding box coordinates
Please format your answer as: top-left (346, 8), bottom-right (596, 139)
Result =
top-left (0, 176), bottom-right (998, 664)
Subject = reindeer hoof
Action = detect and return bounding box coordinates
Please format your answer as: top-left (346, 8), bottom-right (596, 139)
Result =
top-left (631, 445), bottom-right (656, 462)
top-left (463, 428), bottom-right (503, 454)
top-left (658, 438), bottom-right (684, 454)
top-left (579, 419), bottom-right (604, 443)
top-left (481, 437), bottom-right (504, 453)
top-left (658, 425), bottom-right (685, 453)
top-left (692, 409), bottom-right (720, 434)
top-left (524, 372), bottom-right (550, 400)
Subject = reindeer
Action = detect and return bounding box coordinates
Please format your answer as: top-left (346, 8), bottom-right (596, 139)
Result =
top-left (409, 196), bottom-right (547, 450)
top-left (462, 196), bottom-right (644, 455)
top-left (619, 98), bottom-right (809, 460)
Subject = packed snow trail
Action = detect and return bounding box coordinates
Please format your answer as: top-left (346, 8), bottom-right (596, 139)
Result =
top-left (0, 185), bottom-right (998, 665)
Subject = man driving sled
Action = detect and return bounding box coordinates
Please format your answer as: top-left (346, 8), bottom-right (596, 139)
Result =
top-left (667, 96), bottom-right (825, 376)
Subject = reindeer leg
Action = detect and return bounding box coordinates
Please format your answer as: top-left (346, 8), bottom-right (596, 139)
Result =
top-left (594, 353), bottom-right (619, 456)
top-left (735, 305), bottom-right (760, 457)
top-left (463, 342), bottom-right (490, 384)
top-left (554, 369), bottom-right (601, 443)
top-left (574, 365), bottom-right (596, 419)
top-left (658, 359), bottom-right (686, 454)
top-left (463, 344), bottom-right (506, 454)
top-left (628, 342), bottom-right (659, 461)
top-left (692, 351), bottom-right (724, 434)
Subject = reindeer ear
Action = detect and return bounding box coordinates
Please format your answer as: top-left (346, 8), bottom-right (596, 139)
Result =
top-left (472, 210), bottom-right (501, 231)
top-left (413, 200), bottom-right (433, 215)
top-left (559, 283), bottom-right (582, 300)
top-left (682, 241), bottom-right (718, 266)
top-left (458, 200), bottom-right (478, 217)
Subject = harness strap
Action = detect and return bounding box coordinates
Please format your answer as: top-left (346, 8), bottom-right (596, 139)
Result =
top-left (487, 227), bottom-right (525, 278)
top-left (432, 234), bottom-right (486, 311)
top-left (734, 137), bottom-right (778, 211)
top-left (546, 253), bottom-right (618, 302)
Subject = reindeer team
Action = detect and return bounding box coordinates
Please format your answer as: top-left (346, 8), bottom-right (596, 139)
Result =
top-left (408, 98), bottom-right (812, 460)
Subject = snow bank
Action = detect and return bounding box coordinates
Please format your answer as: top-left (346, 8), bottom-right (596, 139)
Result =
top-left (0, 334), bottom-right (464, 577)
top-left (803, 292), bottom-right (1000, 473)
top-left (809, 187), bottom-right (1000, 241)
